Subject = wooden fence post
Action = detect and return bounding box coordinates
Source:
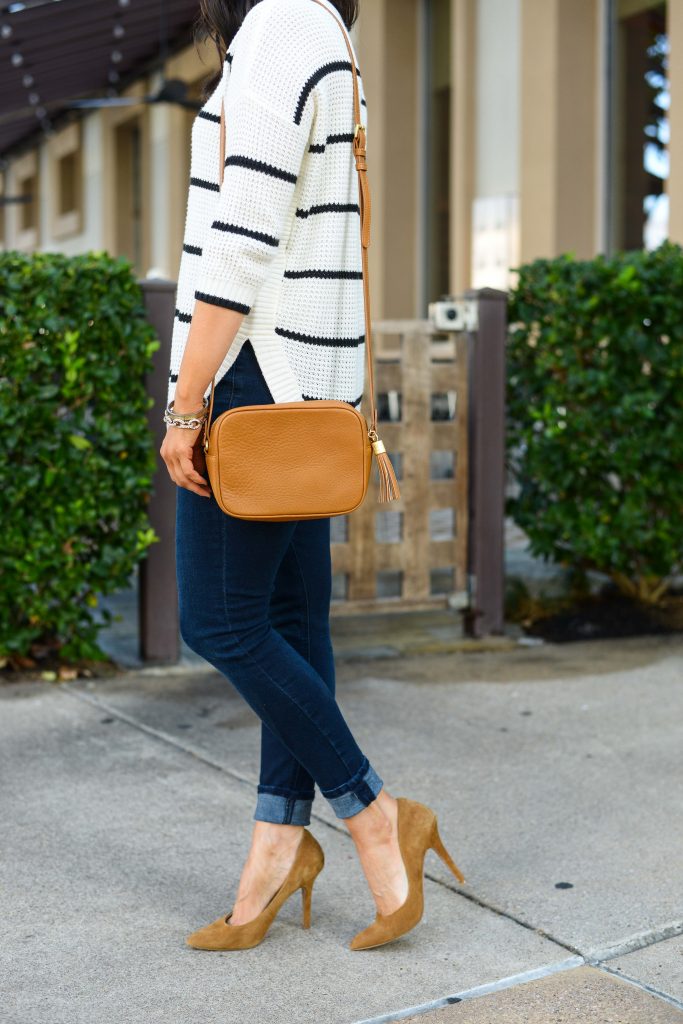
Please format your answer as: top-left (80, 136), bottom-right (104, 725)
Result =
top-left (466, 287), bottom-right (507, 636)
top-left (138, 278), bottom-right (179, 664)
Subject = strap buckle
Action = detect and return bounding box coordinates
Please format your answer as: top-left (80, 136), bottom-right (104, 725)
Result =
top-left (354, 123), bottom-right (366, 138)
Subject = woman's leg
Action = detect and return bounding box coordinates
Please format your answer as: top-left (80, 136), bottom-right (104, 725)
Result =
top-left (259, 522), bottom-right (410, 919)
top-left (255, 515), bottom-right (336, 827)
top-left (225, 520), bottom-right (335, 925)
top-left (176, 488), bottom-right (382, 816)
top-left (176, 340), bottom-right (382, 818)
top-left (176, 341), bottom-right (408, 925)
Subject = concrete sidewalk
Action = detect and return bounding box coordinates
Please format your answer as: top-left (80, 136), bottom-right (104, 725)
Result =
top-left (2, 633), bottom-right (683, 1023)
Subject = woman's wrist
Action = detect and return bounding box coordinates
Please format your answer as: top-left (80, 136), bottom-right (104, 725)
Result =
top-left (172, 387), bottom-right (207, 414)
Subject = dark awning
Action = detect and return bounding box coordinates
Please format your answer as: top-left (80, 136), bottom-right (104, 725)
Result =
top-left (0, 0), bottom-right (202, 158)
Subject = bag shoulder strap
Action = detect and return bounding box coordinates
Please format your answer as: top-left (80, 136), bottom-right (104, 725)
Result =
top-left (217, 0), bottom-right (378, 435)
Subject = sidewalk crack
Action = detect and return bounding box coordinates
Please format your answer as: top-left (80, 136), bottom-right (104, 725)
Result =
top-left (597, 963), bottom-right (683, 1012)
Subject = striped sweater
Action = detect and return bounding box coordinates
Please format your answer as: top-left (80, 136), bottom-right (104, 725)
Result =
top-left (167, 0), bottom-right (369, 410)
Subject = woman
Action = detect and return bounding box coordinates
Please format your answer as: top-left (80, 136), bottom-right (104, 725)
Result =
top-left (161, 0), bottom-right (464, 952)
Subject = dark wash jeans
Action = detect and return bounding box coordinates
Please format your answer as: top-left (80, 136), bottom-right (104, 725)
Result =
top-left (175, 338), bottom-right (383, 824)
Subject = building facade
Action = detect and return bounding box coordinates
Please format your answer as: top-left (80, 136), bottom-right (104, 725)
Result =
top-left (1, 0), bottom-right (680, 318)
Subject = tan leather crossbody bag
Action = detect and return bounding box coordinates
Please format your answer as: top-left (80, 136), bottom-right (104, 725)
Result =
top-left (202, 0), bottom-right (400, 521)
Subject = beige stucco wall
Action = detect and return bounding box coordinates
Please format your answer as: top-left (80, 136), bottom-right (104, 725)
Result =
top-left (355, 0), bottom-right (388, 319)
top-left (519, 0), bottom-right (600, 263)
top-left (356, 0), bottom-right (420, 319)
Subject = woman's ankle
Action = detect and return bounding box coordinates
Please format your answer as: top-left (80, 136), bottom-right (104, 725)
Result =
top-left (251, 821), bottom-right (304, 853)
top-left (344, 788), bottom-right (397, 844)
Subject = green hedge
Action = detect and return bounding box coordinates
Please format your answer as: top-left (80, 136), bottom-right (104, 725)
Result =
top-left (0, 251), bottom-right (158, 663)
top-left (507, 240), bottom-right (683, 605)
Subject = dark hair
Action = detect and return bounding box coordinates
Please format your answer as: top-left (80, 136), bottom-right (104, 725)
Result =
top-left (195, 0), bottom-right (360, 95)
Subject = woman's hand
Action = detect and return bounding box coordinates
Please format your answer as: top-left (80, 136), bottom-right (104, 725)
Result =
top-left (161, 301), bottom-right (246, 497)
top-left (160, 425), bottom-right (211, 498)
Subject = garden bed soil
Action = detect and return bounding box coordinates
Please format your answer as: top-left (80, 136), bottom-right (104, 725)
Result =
top-left (525, 591), bottom-right (683, 644)
top-left (0, 655), bottom-right (120, 684)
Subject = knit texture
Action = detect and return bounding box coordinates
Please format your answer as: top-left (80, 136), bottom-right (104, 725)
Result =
top-left (168, 0), bottom-right (369, 409)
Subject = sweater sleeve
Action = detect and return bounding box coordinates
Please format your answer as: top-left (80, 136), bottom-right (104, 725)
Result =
top-left (194, 3), bottom-right (317, 315)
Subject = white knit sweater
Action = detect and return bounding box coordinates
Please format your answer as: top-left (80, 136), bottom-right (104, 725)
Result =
top-left (167, 0), bottom-right (368, 409)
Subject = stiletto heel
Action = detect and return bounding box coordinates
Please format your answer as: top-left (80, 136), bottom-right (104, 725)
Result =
top-left (301, 880), bottom-right (313, 928)
top-left (430, 819), bottom-right (465, 883)
top-left (186, 828), bottom-right (324, 950)
top-left (349, 797), bottom-right (466, 951)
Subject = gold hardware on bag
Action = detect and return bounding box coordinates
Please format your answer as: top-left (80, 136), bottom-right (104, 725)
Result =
top-left (202, 0), bottom-right (400, 521)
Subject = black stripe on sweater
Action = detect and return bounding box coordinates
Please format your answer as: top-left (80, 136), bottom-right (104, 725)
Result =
top-left (211, 220), bottom-right (280, 247)
top-left (183, 243), bottom-right (203, 256)
top-left (175, 308), bottom-right (192, 323)
top-left (276, 325), bottom-right (364, 347)
top-left (197, 110), bottom-right (220, 123)
top-left (303, 391), bottom-right (363, 407)
top-left (224, 154), bottom-right (298, 184)
top-left (308, 131), bottom-right (355, 153)
top-left (294, 61), bottom-right (363, 124)
top-left (169, 372), bottom-right (178, 382)
top-left (283, 268), bottom-right (363, 279)
top-left (327, 131), bottom-right (357, 145)
top-left (195, 291), bottom-right (251, 315)
top-left (190, 176), bottom-right (220, 192)
top-left (296, 202), bottom-right (360, 219)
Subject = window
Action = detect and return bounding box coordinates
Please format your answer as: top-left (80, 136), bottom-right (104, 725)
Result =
top-left (51, 122), bottom-right (83, 239)
top-left (115, 117), bottom-right (143, 270)
top-left (12, 149), bottom-right (40, 249)
top-left (608, 0), bottom-right (669, 251)
top-left (20, 173), bottom-right (37, 232)
top-left (58, 151), bottom-right (80, 216)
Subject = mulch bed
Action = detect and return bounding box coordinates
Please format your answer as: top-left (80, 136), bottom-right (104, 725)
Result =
top-left (0, 656), bottom-right (119, 684)
top-left (524, 590), bottom-right (683, 644)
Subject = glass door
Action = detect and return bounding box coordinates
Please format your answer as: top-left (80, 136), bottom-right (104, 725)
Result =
top-left (608, 0), bottom-right (669, 251)
top-left (423, 0), bottom-right (452, 303)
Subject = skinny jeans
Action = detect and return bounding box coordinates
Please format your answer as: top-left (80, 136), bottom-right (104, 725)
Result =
top-left (175, 338), bottom-right (383, 824)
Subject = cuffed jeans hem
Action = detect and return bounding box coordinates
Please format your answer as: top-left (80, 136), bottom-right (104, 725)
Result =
top-left (321, 760), bottom-right (384, 819)
top-left (253, 791), bottom-right (314, 826)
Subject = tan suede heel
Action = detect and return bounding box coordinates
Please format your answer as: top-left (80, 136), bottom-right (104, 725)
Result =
top-left (186, 828), bottom-right (324, 951)
top-left (349, 796), bottom-right (465, 950)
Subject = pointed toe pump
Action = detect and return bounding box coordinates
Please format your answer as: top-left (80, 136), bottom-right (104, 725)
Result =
top-left (349, 797), bottom-right (465, 951)
top-left (186, 827), bottom-right (325, 951)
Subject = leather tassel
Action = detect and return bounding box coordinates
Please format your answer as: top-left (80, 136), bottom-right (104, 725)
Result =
top-left (371, 437), bottom-right (401, 503)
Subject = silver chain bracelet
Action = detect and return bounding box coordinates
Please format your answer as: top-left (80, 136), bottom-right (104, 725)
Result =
top-left (163, 397), bottom-right (209, 430)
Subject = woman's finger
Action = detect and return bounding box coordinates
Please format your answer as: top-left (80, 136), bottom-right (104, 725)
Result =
top-left (160, 430), bottom-right (211, 495)
top-left (174, 463), bottom-right (210, 497)
top-left (181, 479), bottom-right (211, 498)
top-left (173, 452), bottom-right (211, 497)
top-left (179, 450), bottom-right (208, 487)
